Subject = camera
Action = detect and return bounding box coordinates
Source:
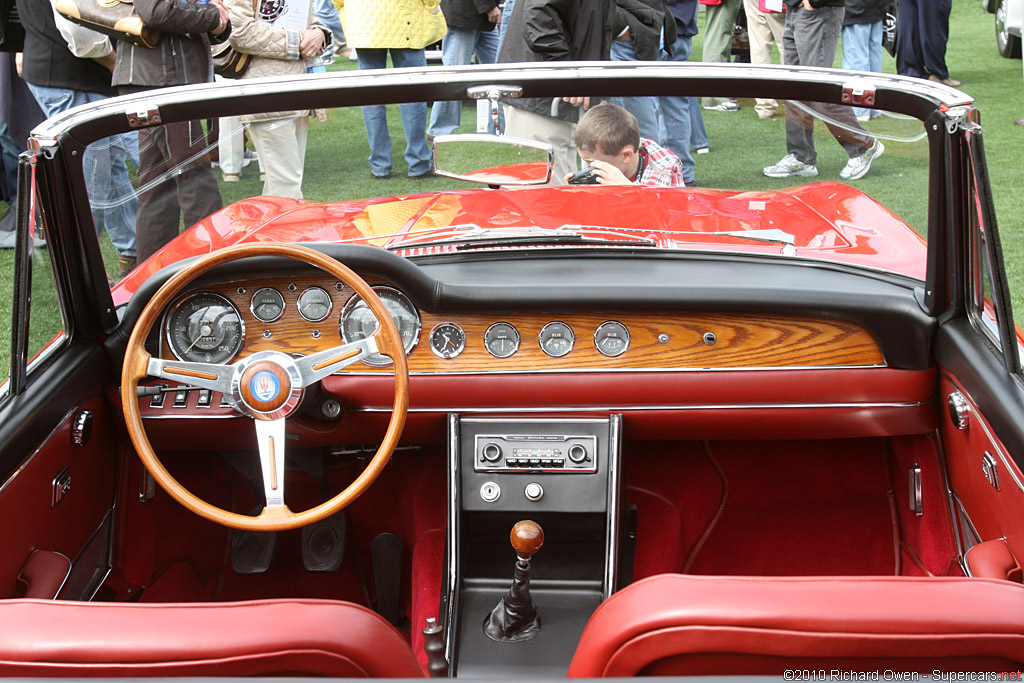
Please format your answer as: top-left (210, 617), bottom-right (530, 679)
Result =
top-left (567, 167), bottom-right (600, 185)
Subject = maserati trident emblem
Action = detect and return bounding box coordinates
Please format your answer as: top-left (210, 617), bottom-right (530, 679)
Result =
top-left (251, 371), bottom-right (280, 403)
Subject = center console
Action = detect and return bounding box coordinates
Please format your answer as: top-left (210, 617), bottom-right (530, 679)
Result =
top-left (442, 414), bottom-right (623, 677)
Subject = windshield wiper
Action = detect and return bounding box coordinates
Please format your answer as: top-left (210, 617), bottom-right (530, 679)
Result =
top-left (387, 224), bottom-right (657, 251)
top-left (454, 233), bottom-right (657, 250)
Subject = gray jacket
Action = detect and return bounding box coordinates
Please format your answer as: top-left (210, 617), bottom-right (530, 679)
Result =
top-left (112, 0), bottom-right (224, 87)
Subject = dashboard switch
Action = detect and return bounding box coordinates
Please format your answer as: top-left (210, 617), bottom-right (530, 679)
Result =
top-left (524, 483), bottom-right (544, 502)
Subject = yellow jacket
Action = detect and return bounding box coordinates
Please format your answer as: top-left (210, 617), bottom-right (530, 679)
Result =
top-left (338, 0), bottom-right (446, 49)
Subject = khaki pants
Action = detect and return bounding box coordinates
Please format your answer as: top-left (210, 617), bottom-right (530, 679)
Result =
top-left (505, 105), bottom-right (578, 185)
top-left (249, 115), bottom-right (309, 200)
top-left (743, 0), bottom-right (786, 118)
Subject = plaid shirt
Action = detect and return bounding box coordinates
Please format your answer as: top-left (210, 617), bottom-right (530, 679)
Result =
top-left (635, 138), bottom-right (686, 187)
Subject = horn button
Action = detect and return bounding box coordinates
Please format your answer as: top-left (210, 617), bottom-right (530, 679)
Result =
top-left (233, 353), bottom-right (303, 420)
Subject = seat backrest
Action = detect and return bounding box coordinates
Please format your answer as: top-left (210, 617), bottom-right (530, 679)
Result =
top-left (0, 598), bottom-right (425, 677)
top-left (568, 574), bottom-right (1024, 677)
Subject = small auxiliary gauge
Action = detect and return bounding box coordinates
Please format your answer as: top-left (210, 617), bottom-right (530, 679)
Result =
top-left (429, 322), bottom-right (466, 359)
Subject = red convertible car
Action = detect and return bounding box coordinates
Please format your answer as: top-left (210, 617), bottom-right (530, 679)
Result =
top-left (2, 62), bottom-right (1024, 677)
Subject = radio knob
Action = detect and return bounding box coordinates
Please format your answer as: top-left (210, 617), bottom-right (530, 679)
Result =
top-left (482, 443), bottom-right (502, 463)
top-left (567, 444), bottom-right (587, 463)
top-left (524, 483), bottom-right (544, 502)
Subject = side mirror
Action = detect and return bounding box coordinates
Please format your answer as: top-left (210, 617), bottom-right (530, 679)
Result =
top-left (432, 134), bottom-right (553, 187)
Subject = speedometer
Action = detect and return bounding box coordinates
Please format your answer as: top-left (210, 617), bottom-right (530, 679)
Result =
top-left (339, 287), bottom-right (421, 366)
top-left (165, 291), bottom-right (245, 364)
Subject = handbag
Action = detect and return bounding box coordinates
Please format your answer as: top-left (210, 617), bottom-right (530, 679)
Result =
top-left (212, 39), bottom-right (253, 78)
top-left (54, 0), bottom-right (158, 48)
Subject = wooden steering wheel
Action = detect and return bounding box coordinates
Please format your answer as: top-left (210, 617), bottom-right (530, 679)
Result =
top-left (120, 243), bottom-right (409, 532)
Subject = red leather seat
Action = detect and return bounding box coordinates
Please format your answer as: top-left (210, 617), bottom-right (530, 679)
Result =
top-left (568, 574), bottom-right (1024, 677)
top-left (0, 598), bottom-right (425, 677)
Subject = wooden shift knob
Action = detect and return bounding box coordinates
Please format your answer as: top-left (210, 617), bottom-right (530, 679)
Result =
top-left (510, 520), bottom-right (544, 560)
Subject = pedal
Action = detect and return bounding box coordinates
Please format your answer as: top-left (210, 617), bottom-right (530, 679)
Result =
top-left (371, 532), bottom-right (403, 624)
top-left (230, 528), bottom-right (277, 574)
top-left (302, 510), bottom-right (347, 572)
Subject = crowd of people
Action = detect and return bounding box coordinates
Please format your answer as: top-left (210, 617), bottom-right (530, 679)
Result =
top-left (0, 0), bottom-right (962, 270)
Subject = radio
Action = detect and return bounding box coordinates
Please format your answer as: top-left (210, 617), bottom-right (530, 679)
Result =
top-left (473, 434), bottom-right (597, 473)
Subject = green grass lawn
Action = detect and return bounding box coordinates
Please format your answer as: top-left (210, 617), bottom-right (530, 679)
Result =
top-left (2, 0), bottom-right (1023, 383)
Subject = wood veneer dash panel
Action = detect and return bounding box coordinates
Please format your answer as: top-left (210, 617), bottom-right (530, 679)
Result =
top-left (161, 276), bottom-right (884, 372)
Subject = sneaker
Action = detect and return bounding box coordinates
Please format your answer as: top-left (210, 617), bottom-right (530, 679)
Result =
top-left (703, 100), bottom-right (740, 112)
top-left (763, 153), bottom-right (818, 179)
top-left (695, 146), bottom-right (710, 155)
top-left (222, 173), bottom-right (240, 182)
top-left (840, 140), bottom-right (884, 180)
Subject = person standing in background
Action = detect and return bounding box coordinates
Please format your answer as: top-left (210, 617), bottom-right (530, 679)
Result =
top-left (657, 0), bottom-right (708, 184)
top-left (763, 0), bottom-right (884, 181)
top-left (17, 0), bottom-right (139, 273)
top-left (497, 0), bottom-right (614, 183)
top-left (841, 0), bottom-right (886, 120)
top-left (700, 0), bottom-right (741, 111)
top-left (896, 0), bottom-right (958, 87)
top-left (427, 0), bottom-right (501, 138)
top-left (340, 0), bottom-right (445, 179)
top-left (743, 0), bottom-right (785, 118)
top-left (111, 0), bottom-right (229, 262)
top-left (609, 0), bottom-right (675, 142)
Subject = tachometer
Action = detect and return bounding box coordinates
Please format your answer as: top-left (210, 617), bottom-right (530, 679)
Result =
top-left (165, 291), bottom-right (245, 364)
top-left (339, 287), bottom-right (421, 366)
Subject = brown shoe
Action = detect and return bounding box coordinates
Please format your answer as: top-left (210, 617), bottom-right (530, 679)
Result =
top-left (928, 73), bottom-right (962, 88)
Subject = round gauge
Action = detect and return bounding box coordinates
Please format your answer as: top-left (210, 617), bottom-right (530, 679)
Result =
top-left (296, 286), bottom-right (333, 322)
top-left (594, 320), bottom-right (630, 357)
top-left (484, 322), bottom-right (520, 358)
top-left (250, 287), bottom-right (285, 323)
top-left (165, 291), bottom-right (245, 364)
top-left (538, 321), bottom-right (574, 358)
top-left (340, 287), bottom-right (421, 366)
top-left (429, 322), bottom-right (466, 359)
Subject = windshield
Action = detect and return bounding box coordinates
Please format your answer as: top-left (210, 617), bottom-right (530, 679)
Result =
top-left (52, 63), bottom-right (937, 302)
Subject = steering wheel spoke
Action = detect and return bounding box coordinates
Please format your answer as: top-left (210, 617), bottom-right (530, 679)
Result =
top-left (254, 418), bottom-right (288, 509)
top-left (147, 357), bottom-right (235, 394)
top-left (295, 337), bottom-right (379, 386)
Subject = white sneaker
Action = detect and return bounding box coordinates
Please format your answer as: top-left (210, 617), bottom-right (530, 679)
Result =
top-left (703, 100), bottom-right (740, 112)
top-left (840, 140), bottom-right (884, 180)
top-left (763, 153), bottom-right (818, 179)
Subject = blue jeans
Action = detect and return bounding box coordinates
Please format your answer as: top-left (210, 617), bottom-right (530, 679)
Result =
top-left (314, 0), bottom-right (344, 44)
top-left (356, 48), bottom-right (432, 177)
top-left (609, 39), bottom-right (661, 142)
top-left (657, 35), bottom-right (707, 183)
top-left (27, 84), bottom-right (137, 256)
top-left (428, 25), bottom-right (500, 136)
top-left (841, 21), bottom-right (882, 118)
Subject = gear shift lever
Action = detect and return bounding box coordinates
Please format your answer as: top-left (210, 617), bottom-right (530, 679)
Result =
top-left (483, 520), bottom-right (544, 642)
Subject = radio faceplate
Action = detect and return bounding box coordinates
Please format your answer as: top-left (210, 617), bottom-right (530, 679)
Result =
top-left (474, 434), bottom-right (597, 473)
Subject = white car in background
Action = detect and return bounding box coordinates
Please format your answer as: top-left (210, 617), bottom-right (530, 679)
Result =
top-left (986, 0), bottom-right (1022, 57)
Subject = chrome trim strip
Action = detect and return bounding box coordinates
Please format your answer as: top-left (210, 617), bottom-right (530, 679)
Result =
top-left (353, 400), bottom-right (926, 414)
top-left (33, 62), bottom-right (971, 141)
top-left (603, 414), bottom-right (622, 598)
top-left (141, 413), bottom-right (246, 420)
top-left (0, 405), bottom-right (78, 495)
top-left (444, 413), bottom-right (460, 670)
top-left (336, 364), bottom-right (888, 376)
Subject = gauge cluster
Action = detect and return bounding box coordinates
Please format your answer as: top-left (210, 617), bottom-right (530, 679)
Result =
top-left (161, 278), bottom-right (637, 371)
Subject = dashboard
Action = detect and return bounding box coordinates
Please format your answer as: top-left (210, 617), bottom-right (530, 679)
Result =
top-left (157, 274), bottom-right (886, 374)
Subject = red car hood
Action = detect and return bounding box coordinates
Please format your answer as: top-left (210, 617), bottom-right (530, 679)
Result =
top-left (112, 182), bottom-right (926, 305)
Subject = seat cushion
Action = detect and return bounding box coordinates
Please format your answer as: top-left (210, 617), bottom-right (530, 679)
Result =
top-left (568, 574), bottom-right (1024, 677)
top-left (0, 598), bottom-right (424, 677)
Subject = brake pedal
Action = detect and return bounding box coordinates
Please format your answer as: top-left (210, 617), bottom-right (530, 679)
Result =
top-left (372, 533), bottom-right (403, 624)
top-left (302, 510), bottom-right (347, 572)
top-left (230, 528), bottom-right (277, 574)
